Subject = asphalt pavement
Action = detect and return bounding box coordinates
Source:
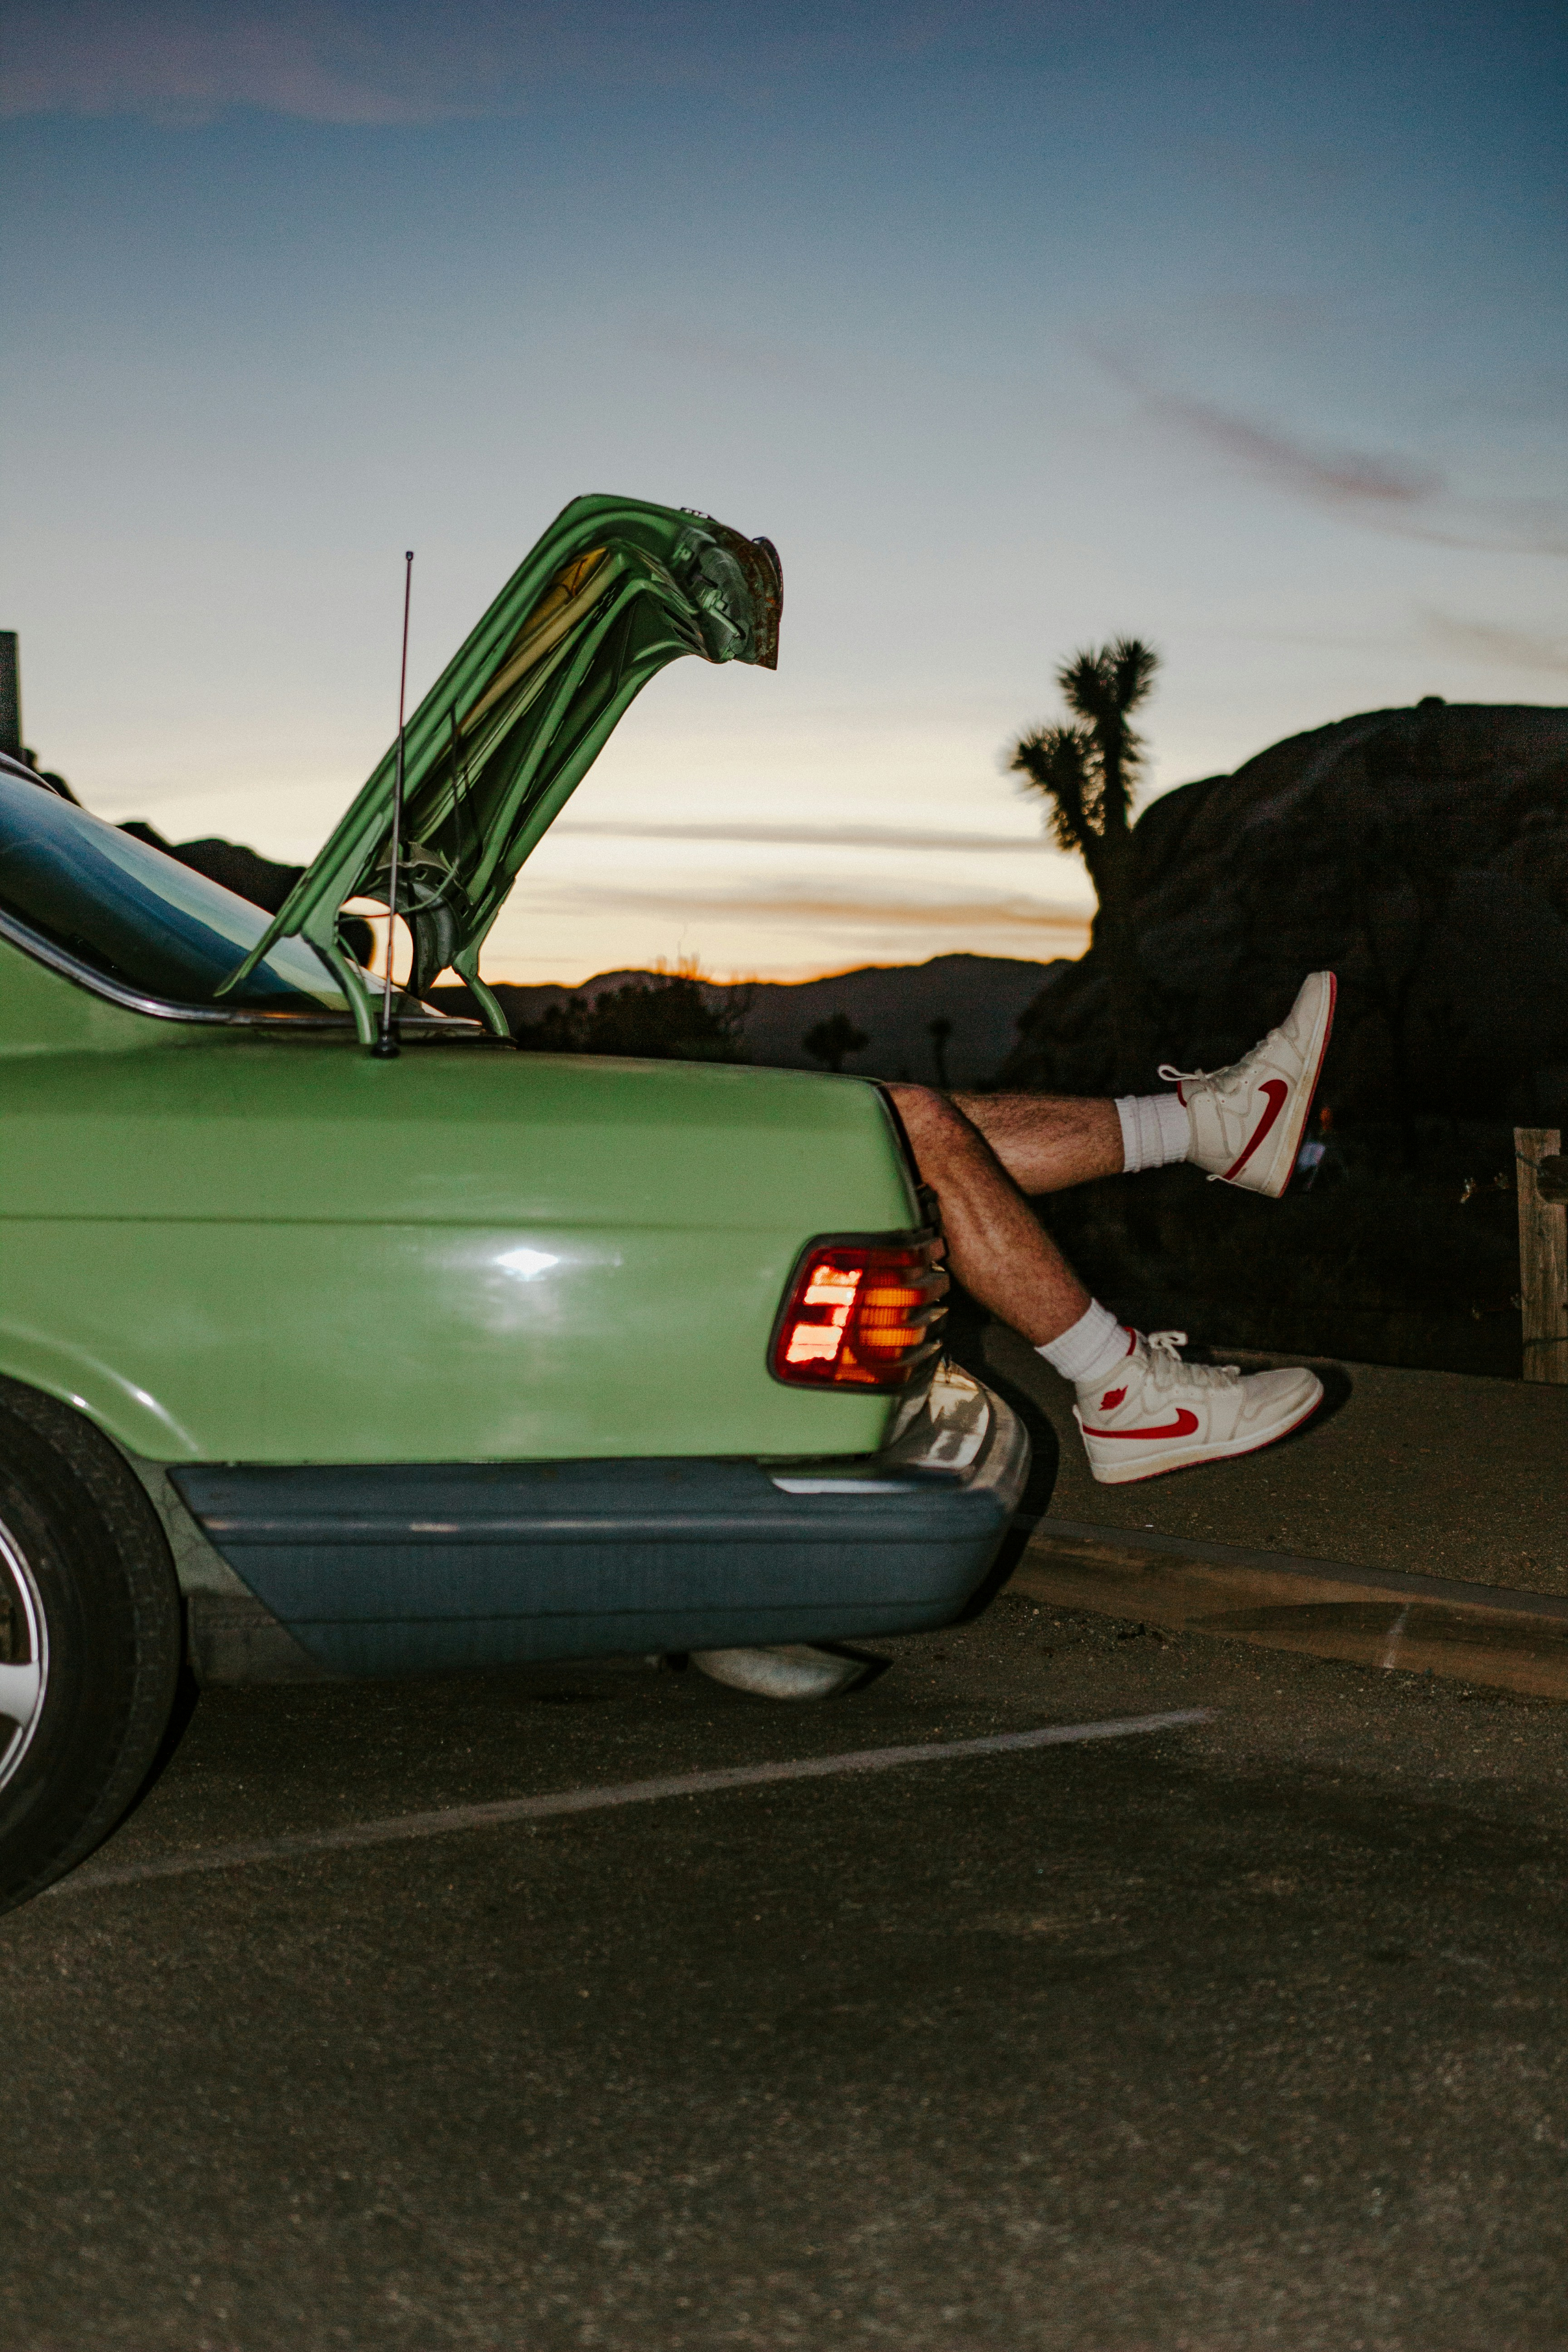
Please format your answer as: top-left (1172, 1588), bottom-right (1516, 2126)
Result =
top-left (3, 1598), bottom-right (1566, 2350)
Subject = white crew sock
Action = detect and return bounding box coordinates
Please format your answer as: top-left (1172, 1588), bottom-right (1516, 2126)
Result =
top-left (1036, 1299), bottom-right (1133, 1390)
top-left (1114, 1090), bottom-right (1191, 1174)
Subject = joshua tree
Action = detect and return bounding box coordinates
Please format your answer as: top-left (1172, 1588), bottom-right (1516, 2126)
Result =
top-left (803, 1012), bottom-right (869, 1073)
top-left (1010, 636), bottom-right (1159, 1087)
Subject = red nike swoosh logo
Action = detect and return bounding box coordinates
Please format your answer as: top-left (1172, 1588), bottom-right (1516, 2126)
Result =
top-left (1224, 1079), bottom-right (1288, 1181)
top-left (1082, 1408), bottom-right (1201, 1441)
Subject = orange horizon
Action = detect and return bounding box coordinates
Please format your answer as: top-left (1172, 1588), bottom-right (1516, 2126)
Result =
top-left (478, 933), bottom-right (1095, 992)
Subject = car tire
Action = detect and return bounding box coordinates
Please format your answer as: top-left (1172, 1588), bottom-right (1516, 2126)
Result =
top-left (0, 1380), bottom-right (183, 1913)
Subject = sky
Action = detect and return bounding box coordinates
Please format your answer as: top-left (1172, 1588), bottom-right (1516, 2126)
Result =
top-left (3, 0), bottom-right (1565, 983)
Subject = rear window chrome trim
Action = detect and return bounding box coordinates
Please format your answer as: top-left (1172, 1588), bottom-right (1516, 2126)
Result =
top-left (0, 904), bottom-right (484, 1036)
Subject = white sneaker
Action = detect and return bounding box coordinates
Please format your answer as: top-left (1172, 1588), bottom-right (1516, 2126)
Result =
top-left (1074, 1331), bottom-right (1322, 1486)
top-left (1163, 972), bottom-right (1336, 1197)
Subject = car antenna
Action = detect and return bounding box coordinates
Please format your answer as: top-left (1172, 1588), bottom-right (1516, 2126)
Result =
top-left (373, 549), bottom-right (415, 1059)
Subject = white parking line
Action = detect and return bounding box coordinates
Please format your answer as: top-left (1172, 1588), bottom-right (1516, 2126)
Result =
top-left (51, 1711), bottom-right (1211, 1899)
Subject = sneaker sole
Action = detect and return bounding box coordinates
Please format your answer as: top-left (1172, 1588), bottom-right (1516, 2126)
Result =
top-left (1229, 972), bottom-right (1337, 1198)
top-left (1079, 1378), bottom-right (1325, 1485)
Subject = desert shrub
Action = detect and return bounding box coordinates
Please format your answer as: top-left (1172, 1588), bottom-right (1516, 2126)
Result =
top-left (513, 971), bottom-right (749, 1063)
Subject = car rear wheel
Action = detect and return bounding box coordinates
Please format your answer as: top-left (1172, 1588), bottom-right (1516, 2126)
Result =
top-left (0, 1383), bottom-right (183, 1912)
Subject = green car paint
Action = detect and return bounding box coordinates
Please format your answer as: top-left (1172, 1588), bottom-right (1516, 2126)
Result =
top-left (0, 494), bottom-right (919, 1469)
top-left (0, 966), bottom-right (916, 1463)
top-left (222, 494), bottom-right (782, 1038)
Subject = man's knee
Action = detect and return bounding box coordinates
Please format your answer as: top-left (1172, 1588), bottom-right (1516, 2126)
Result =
top-left (886, 1084), bottom-right (971, 1176)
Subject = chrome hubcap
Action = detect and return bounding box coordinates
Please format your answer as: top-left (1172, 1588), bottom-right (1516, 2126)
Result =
top-left (0, 1515), bottom-right (47, 1792)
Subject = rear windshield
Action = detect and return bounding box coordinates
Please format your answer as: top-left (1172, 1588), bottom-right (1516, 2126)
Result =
top-left (0, 768), bottom-right (357, 1014)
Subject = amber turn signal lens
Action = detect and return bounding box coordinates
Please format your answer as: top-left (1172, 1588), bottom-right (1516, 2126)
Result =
top-left (769, 1236), bottom-right (947, 1390)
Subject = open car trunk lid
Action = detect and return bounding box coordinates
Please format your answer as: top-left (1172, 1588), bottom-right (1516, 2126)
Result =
top-left (219, 494), bottom-right (781, 1040)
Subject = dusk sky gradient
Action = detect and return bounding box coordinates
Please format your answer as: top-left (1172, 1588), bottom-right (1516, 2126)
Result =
top-left (4, 1), bottom-right (1564, 980)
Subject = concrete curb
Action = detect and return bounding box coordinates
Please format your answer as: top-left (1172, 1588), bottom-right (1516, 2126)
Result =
top-left (1009, 1519), bottom-right (1568, 1699)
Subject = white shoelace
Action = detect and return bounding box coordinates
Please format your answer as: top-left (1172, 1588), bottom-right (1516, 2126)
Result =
top-left (1160, 1021), bottom-right (1283, 1093)
top-left (1144, 1330), bottom-right (1240, 1390)
top-left (1158, 1040), bottom-right (1278, 1179)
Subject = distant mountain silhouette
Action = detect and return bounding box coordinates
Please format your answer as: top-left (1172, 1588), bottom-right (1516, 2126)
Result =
top-left (430, 954), bottom-right (1060, 1088)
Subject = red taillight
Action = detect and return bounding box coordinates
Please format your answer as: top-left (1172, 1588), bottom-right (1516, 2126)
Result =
top-left (769, 1235), bottom-right (947, 1390)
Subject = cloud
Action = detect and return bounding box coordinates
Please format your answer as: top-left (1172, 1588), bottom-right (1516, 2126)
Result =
top-left (1096, 349), bottom-right (1568, 558)
top-left (1, 3), bottom-right (456, 125)
top-left (532, 875), bottom-right (1093, 949)
top-left (1151, 396), bottom-right (1438, 509)
top-left (0, 0), bottom-right (1035, 125)
top-left (553, 819), bottom-right (1053, 853)
top-left (1420, 610), bottom-right (1568, 675)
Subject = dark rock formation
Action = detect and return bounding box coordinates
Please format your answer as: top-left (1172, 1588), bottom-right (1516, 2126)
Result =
top-left (1000, 702), bottom-right (1568, 1126)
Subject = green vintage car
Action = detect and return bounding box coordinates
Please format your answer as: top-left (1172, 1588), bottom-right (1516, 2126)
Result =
top-left (0, 494), bottom-right (1032, 1908)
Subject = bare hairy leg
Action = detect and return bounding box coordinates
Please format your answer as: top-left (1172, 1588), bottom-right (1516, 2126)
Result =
top-left (885, 1085), bottom-right (1092, 1347)
top-left (949, 1090), bottom-right (1124, 1195)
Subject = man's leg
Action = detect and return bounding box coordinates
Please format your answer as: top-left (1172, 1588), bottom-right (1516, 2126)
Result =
top-left (686, 978), bottom-right (1334, 1694)
top-left (949, 1092), bottom-right (1125, 1196)
top-left (955, 970), bottom-right (1337, 1205)
top-left (884, 965), bottom-right (1339, 1486)
top-left (888, 1080), bottom-right (1322, 1485)
top-left (885, 1086), bottom-right (1094, 1345)
top-left (938, 1085), bottom-right (1190, 1196)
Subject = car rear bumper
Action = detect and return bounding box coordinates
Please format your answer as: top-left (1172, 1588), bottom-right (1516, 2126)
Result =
top-left (172, 1365), bottom-right (1033, 1679)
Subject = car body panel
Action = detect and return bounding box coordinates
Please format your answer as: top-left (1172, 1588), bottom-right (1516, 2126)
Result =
top-left (0, 930), bottom-right (220, 1059)
top-left (0, 1005), bottom-right (918, 1463)
top-left (169, 1367), bottom-right (1028, 1676)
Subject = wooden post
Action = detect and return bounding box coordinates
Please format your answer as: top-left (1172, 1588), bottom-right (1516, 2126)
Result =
top-left (1516, 1128), bottom-right (1568, 1383)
